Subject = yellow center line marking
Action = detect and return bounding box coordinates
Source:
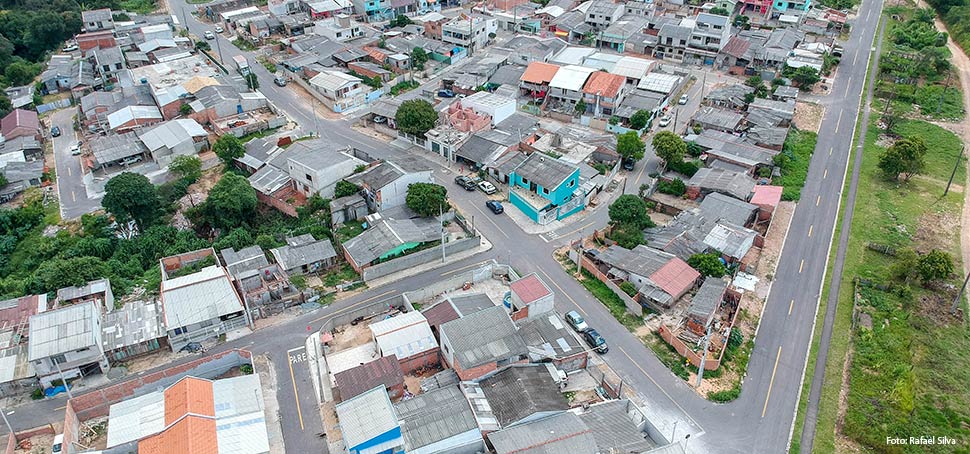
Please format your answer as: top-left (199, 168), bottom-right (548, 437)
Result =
top-left (474, 206), bottom-right (510, 239)
top-left (762, 346), bottom-right (783, 417)
top-left (808, 225), bottom-right (813, 237)
top-left (799, 259), bottom-right (805, 273)
top-left (286, 349), bottom-right (305, 431)
top-left (558, 221), bottom-right (596, 241)
top-left (538, 269), bottom-right (585, 316)
top-left (441, 260), bottom-right (489, 277)
top-left (816, 195), bottom-right (821, 206)
top-left (55, 405), bottom-right (66, 411)
top-left (634, 161), bottom-right (647, 185)
top-left (311, 289), bottom-right (396, 324)
top-left (788, 299), bottom-right (794, 315)
top-left (823, 168), bottom-right (828, 179)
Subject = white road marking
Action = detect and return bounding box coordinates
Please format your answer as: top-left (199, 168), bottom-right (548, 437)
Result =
top-left (835, 109), bottom-right (844, 132)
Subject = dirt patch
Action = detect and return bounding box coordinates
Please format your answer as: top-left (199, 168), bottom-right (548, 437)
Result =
top-left (12, 432), bottom-right (56, 454)
top-left (794, 101), bottom-right (825, 132)
top-left (912, 208), bottom-right (961, 254)
top-left (329, 322), bottom-right (373, 352)
top-left (566, 389), bottom-right (602, 406)
top-left (171, 165), bottom-right (224, 230)
top-left (402, 364), bottom-right (442, 396)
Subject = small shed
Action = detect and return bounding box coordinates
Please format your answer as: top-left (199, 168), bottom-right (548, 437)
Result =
top-left (333, 355), bottom-right (405, 402)
top-left (686, 277), bottom-right (728, 335)
top-left (750, 185), bottom-right (784, 221)
top-left (508, 273), bottom-right (554, 320)
top-left (368, 311), bottom-right (439, 373)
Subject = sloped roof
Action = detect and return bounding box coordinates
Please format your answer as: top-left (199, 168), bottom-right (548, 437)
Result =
top-left (369, 311), bottom-right (437, 360)
top-left (439, 305), bottom-right (526, 370)
top-left (698, 192), bottom-right (758, 226)
top-left (334, 355), bottom-right (404, 401)
top-left (750, 184), bottom-right (783, 207)
top-left (137, 119), bottom-right (206, 152)
top-left (582, 71), bottom-right (625, 98)
top-left (548, 64), bottom-right (596, 91)
top-left (1, 109), bottom-right (39, 137)
top-left (27, 301), bottom-right (100, 361)
top-left (511, 153), bottom-right (578, 191)
top-left (342, 217), bottom-right (440, 267)
top-left (520, 61), bottom-right (560, 84)
top-left (509, 273), bottom-right (552, 305)
top-left (335, 386), bottom-right (400, 450)
top-left (270, 235), bottom-right (337, 270)
top-left (688, 167), bottom-right (756, 201)
top-left (479, 366), bottom-right (570, 427)
top-left (395, 385), bottom-right (480, 452)
top-left (721, 36), bottom-right (751, 59)
top-left (490, 412), bottom-right (597, 454)
top-left (160, 266), bottom-right (244, 328)
top-left (107, 105), bottom-right (162, 130)
top-left (688, 277), bottom-right (728, 324)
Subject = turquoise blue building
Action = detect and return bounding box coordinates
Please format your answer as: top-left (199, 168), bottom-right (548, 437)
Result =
top-left (772, 0), bottom-right (810, 12)
top-left (335, 386), bottom-right (405, 454)
top-left (507, 153), bottom-right (585, 224)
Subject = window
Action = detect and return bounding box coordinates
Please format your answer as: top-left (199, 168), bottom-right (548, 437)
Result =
top-left (51, 354), bottom-right (67, 364)
top-left (305, 173), bottom-right (313, 182)
top-left (521, 177), bottom-right (529, 185)
top-left (541, 187), bottom-right (549, 195)
top-left (568, 179), bottom-right (575, 188)
top-left (76, 347), bottom-right (90, 353)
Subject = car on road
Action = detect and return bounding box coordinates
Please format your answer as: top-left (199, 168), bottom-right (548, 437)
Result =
top-left (564, 310), bottom-right (588, 332)
top-left (50, 126), bottom-right (61, 137)
top-left (658, 115), bottom-right (671, 127)
top-left (437, 89), bottom-right (455, 98)
top-left (485, 200), bottom-right (504, 214)
top-left (622, 158), bottom-right (635, 171)
top-left (478, 181), bottom-right (497, 195)
top-left (274, 75), bottom-right (288, 86)
top-left (582, 328), bottom-right (608, 353)
top-left (454, 175), bottom-right (477, 191)
top-left (204, 30), bottom-right (215, 40)
top-left (214, 25), bottom-right (224, 33)
top-left (70, 141), bottom-right (82, 155)
top-left (678, 94), bottom-right (689, 105)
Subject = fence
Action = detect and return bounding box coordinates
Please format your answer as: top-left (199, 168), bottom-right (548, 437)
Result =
top-left (400, 261), bottom-right (514, 308)
top-left (575, 248), bottom-right (645, 316)
top-left (3, 425), bottom-right (55, 454)
top-left (361, 236), bottom-right (481, 282)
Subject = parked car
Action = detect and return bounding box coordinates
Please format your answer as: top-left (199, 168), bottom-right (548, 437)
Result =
top-left (50, 126), bottom-right (61, 137)
top-left (121, 155), bottom-right (143, 166)
top-left (437, 89), bottom-right (455, 98)
top-left (622, 158), bottom-right (635, 171)
top-left (373, 115), bottom-right (387, 124)
top-left (52, 434), bottom-right (63, 453)
top-left (485, 200), bottom-right (504, 214)
top-left (454, 175), bottom-right (476, 191)
top-left (658, 115), bottom-right (671, 127)
top-left (478, 181), bottom-right (497, 195)
top-left (564, 310), bottom-right (588, 332)
top-left (214, 25), bottom-right (224, 33)
top-left (678, 94), bottom-right (689, 105)
top-left (180, 342), bottom-right (206, 353)
top-left (70, 141), bottom-right (81, 155)
top-left (582, 328), bottom-right (608, 353)
top-left (61, 43), bottom-right (78, 52)
top-left (274, 75), bottom-right (288, 87)
top-left (204, 30), bottom-right (215, 40)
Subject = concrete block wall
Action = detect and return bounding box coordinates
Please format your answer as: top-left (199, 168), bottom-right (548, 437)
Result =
top-left (361, 236), bottom-right (480, 282)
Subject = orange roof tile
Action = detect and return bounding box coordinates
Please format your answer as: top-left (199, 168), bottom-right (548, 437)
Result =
top-left (139, 415), bottom-right (219, 454)
top-left (520, 62), bottom-right (560, 84)
top-left (364, 46), bottom-right (389, 63)
top-left (163, 377), bottom-right (215, 425)
top-left (582, 71), bottom-right (625, 98)
top-left (649, 258), bottom-right (700, 299)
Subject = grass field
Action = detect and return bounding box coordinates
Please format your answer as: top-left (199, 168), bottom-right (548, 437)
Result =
top-left (802, 117), bottom-right (969, 453)
top-left (773, 128), bottom-right (819, 201)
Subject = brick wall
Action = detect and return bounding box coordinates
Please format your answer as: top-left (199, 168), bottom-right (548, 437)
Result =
top-left (397, 347), bottom-right (441, 374)
top-left (453, 360), bottom-right (497, 381)
top-left (3, 425), bottom-right (56, 454)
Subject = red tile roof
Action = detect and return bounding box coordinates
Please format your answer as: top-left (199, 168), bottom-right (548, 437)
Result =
top-left (422, 301), bottom-right (460, 329)
top-left (0, 109), bottom-right (39, 137)
top-left (749, 185), bottom-right (783, 207)
top-left (510, 273), bottom-right (552, 305)
top-left (163, 377), bottom-right (215, 425)
top-left (0, 295), bottom-right (43, 335)
top-left (334, 355), bottom-right (405, 401)
top-left (520, 62), bottom-right (560, 84)
top-left (721, 37), bottom-right (751, 59)
top-left (364, 46), bottom-right (389, 63)
top-left (649, 258), bottom-right (700, 299)
top-left (138, 415), bottom-right (219, 454)
top-left (582, 71), bottom-right (625, 98)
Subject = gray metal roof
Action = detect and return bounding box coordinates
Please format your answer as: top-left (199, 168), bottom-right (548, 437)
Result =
top-left (395, 385), bottom-right (480, 451)
top-left (747, 126), bottom-right (788, 147)
top-left (221, 246), bottom-right (269, 278)
top-left (346, 160), bottom-right (406, 190)
top-left (102, 300), bottom-right (164, 352)
top-left (446, 293), bottom-right (497, 316)
top-left (616, 89), bottom-right (665, 118)
top-left (698, 192), bottom-right (758, 226)
top-left (489, 65), bottom-right (526, 86)
top-left (335, 386), bottom-right (399, 449)
top-left (490, 411), bottom-right (596, 454)
top-left (342, 218), bottom-right (440, 267)
top-left (511, 153), bottom-right (578, 192)
top-left (773, 85), bottom-right (799, 100)
top-left (577, 400), bottom-right (657, 453)
top-left (598, 244), bottom-right (676, 279)
top-left (491, 151), bottom-right (529, 177)
top-left (687, 167), bottom-right (755, 201)
top-left (57, 278), bottom-right (111, 303)
top-left (692, 106), bottom-right (743, 131)
top-left (28, 301), bottom-right (100, 361)
top-left (457, 134), bottom-right (506, 165)
top-left (478, 365), bottom-right (569, 427)
top-left (248, 163), bottom-right (291, 195)
top-left (515, 313), bottom-right (583, 360)
top-left (270, 235), bottom-right (337, 270)
top-left (440, 306), bottom-right (526, 370)
top-left (693, 129), bottom-right (777, 167)
top-left (659, 23), bottom-right (693, 42)
top-left (137, 119), bottom-right (206, 152)
top-left (688, 277), bottom-right (728, 323)
top-left (160, 265), bottom-right (243, 328)
top-left (90, 132), bottom-right (148, 165)
top-left (706, 84), bottom-right (753, 107)
top-left (286, 140), bottom-right (362, 171)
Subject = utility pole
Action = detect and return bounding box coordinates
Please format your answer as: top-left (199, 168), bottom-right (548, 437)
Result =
top-left (670, 420), bottom-right (678, 443)
top-left (439, 204), bottom-right (446, 263)
top-left (944, 145), bottom-right (964, 197)
top-left (951, 269), bottom-right (970, 315)
top-left (53, 360), bottom-right (74, 401)
top-left (694, 323), bottom-right (712, 388)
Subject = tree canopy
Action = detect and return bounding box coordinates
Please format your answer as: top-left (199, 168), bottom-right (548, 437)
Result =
top-left (102, 172), bottom-right (161, 233)
top-left (169, 155), bottom-right (202, 182)
top-left (628, 110), bottom-right (651, 130)
top-left (609, 195), bottom-right (650, 228)
top-left (785, 66), bottom-right (821, 90)
top-left (916, 249), bottom-right (954, 283)
top-left (617, 131), bottom-right (645, 162)
top-left (652, 131), bottom-right (686, 167)
top-left (405, 182), bottom-right (449, 217)
top-left (202, 173), bottom-right (258, 230)
top-left (411, 47), bottom-right (429, 70)
top-left (335, 180), bottom-right (361, 199)
top-left (878, 136), bottom-right (927, 181)
top-left (395, 100), bottom-right (437, 138)
top-left (688, 253), bottom-right (727, 277)
top-left (213, 134), bottom-right (246, 166)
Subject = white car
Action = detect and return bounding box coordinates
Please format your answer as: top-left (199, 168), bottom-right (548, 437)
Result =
top-left (658, 115), bottom-right (671, 127)
top-left (52, 434), bottom-right (64, 453)
top-left (478, 181), bottom-right (497, 195)
top-left (214, 25), bottom-right (224, 33)
top-left (62, 43), bottom-right (78, 52)
top-left (70, 141), bottom-right (82, 156)
top-left (204, 30), bottom-right (215, 40)
top-left (678, 94), bottom-right (689, 105)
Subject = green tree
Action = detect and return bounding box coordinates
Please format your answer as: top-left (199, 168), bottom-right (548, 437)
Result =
top-left (179, 103), bottom-right (193, 115)
top-left (0, 172), bottom-right (6, 188)
top-left (213, 227), bottom-right (256, 251)
top-left (709, 6), bottom-right (731, 15)
top-left (405, 182), bottom-right (449, 217)
top-left (204, 173), bottom-right (258, 230)
top-left (102, 172), bottom-right (161, 233)
top-left (916, 249), bottom-right (954, 284)
top-left (335, 180), bottom-right (361, 198)
top-left (169, 155), bottom-right (202, 182)
top-left (878, 136), bottom-right (927, 181)
top-left (213, 134), bottom-right (245, 166)
top-left (575, 99), bottom-right (587, 114)
top-left (393, 14), bottom-right (413, 27)
top-left (652, 131), bottom-right (686, 167)
top-left (617, 131), bottom-right (645, 162)
top-left (745, 75), bottom-right (763, 88)
top-left (0, 93), bottom-right (12, 118)
top-left (787, 66), bottom-right (820, 90)
top-left (4, 60), bottom-right (37, 87)
top-left (34, 256), bottom-right (110, 293)
top-left (609, 194), bottom-right (650, 228)
top-left (688, 253), bottom-right (727, 277)
top-left (609, 222), bottom-right (645, 249)
top-left (395, 99), bottom-right (437, 138)
top-left (628, 110), bottom-right (651, 130)
top-left (733, 14), bottom-right (750, 28)
top-left (619, 281), bottom-right (637, 296)
top-left (686, 141), bottom-right (703, 157)
top-left (411, 47), bottom-right (428, 70)
top-left (195, 40), bottom-right (211, 51)
top-left (244, 73), bottom-right (259, 90)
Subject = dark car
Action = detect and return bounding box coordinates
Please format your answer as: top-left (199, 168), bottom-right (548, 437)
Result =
top-left (438, 89), bottom-right (455, 98)
top-left (582, 329), bottom-right (608, 353)
top-left (622, 158), bottom-right (635, 171)
top-left (454, 175), bottom-right (476, 191)
top-left (180, 342), bottom-right (206, 353)
top-left (485, 200), bottom-right (504, 214)
top-left (50, 126), bottom-right (61, 137)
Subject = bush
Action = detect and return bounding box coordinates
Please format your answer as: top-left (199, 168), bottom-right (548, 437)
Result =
top-left (708, 387), bottom-right (741, 402)
top-left (31, 388), bottom-right (43, 400)
top-left (657, 178), bottom-right (687, 196)
top-left (240, 364), bottom-right (254, 374)
top-left (667, 159), bottom-right (700, 177)
top-left (619, 280), bottom-right (637, 296)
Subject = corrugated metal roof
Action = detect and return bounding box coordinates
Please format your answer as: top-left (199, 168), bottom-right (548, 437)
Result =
top-left (395, 386), bottom-right (480, 451)
top-left (107, 105), bottom-right (162, 130)
top-left (369, 311), bottom-right (437, 360)
top-left (334, 356), bottom-right (404, 401)
top-left (439, 306), bottom-right (526, 370)
top-left (138, 119), bottom-right (206, 152)
top-left (102, 300), bottom-right (164, 352)
top-left (490, 411), bottom-right (595, 453)
top-left (548, 65), bottom-right (596, 92)
top-left (335, 386), bottom-right (400, 449)
top-left (27, 301), bottom-right (100, 361)
top-left (160, 266), bottom-right (243, 328)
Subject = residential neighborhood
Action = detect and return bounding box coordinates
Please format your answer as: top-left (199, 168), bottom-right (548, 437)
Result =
top-left (0, 0), bottom-right (964, 451)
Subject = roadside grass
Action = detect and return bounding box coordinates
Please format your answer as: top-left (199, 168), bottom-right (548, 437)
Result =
top-left (231, 39), bottom-right (257, 51)
top-left (773, 128), bottom-right (818, 201)
top-left (578, 269), bottom-right (643, 331)
top-left (257, 56), bottom-right (277, 73)
top-left (643, 332), bottom-right (691, 380)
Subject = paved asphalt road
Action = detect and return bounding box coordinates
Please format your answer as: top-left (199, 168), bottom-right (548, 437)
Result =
top-left (49, 109), bottom-right (102, 220)
top-left (7, 0), bottom-right (885, 451)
